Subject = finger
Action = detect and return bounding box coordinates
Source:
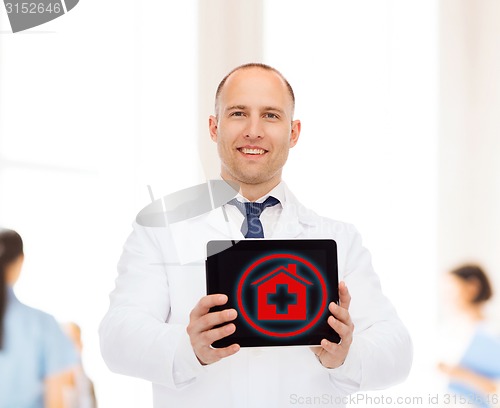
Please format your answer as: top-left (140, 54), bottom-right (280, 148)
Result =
top-left (198, 343), bottom-right (241, 365)
top-left (189, 308), bottom-right (237, 336)
top-left (190, 294), bottom-right (228, 320)
top-left (327, 316), bottom-right (352, 344)
top-left (209, 343), bottom-right (241, 360)
top-left (320, 338), bottom-right (340, 355)
top-left (310, 346), bottom-right (322, 356)
top-left (328, 302), bottom-right (351, 325)
top-left (198, 308), bottom-right (237, 332)
top-left (338, 281), bottom-right (351, 310)
top-left (202, 322), bottom-right (237, 346)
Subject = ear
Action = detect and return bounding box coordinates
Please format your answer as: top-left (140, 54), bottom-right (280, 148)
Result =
top-left (209, 115), bottom-right (218, 142)
top-left (289, 119), bottom-right (301, 148)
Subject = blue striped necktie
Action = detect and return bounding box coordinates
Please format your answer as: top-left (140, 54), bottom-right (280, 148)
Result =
top-left (229, 196), bottom-right (280, 238)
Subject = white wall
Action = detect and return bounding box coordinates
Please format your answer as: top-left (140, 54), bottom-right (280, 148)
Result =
top-left (439, 0), bottom-right (500, 315)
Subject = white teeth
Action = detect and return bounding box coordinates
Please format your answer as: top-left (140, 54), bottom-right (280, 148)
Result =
top-left (240, 148), bottom-right (266, 155)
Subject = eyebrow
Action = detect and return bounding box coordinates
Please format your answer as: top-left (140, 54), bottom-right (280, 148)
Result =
top-left (262, 106), bottom-right (285, 115)
top-left (225, 105), bottom-right (286, 115)
top-left (226, 105), bottom-right (247, 112)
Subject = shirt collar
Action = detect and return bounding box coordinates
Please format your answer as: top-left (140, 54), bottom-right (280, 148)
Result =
top-left (234, 181), bottom-right (286, 206)
top-left (6, 285), bottom-right (17, 302)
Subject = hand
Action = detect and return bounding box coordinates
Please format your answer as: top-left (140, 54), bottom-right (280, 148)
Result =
top-left (311, 281), bottom-right (354, 369)
top-left (437, 362), bottom-right (455, 375)
top-left (438, 362), bottom-right (498, 394)
top-left (187, 294), bottom-right (240, 365)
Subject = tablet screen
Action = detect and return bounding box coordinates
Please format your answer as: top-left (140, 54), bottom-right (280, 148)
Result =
top-left (206, 239), bottom-right (339, 348)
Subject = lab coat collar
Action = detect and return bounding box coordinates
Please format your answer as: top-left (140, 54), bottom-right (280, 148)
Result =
top-left (270, 182), bottom-right (317, 238)
top-left (169, 182), bottom-right (316, 264)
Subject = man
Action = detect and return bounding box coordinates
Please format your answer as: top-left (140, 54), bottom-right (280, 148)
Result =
top-left (100, 63), bottom-right (412, 407)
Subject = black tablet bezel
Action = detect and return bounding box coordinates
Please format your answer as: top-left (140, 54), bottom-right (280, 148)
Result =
top-left (206, 239), bottom-right (340, 348)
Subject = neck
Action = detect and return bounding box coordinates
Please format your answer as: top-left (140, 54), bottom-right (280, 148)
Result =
top-left (222, 176), bottom-right (281, 202)
top-left (464, 304), bottom-right (485, 322)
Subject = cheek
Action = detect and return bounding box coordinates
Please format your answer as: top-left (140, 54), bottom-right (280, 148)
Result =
top-left (221, 119), bottom-right (246, 135)
top-left (274, 133), bottom-right (293, 152)
top-left (271, 125), bottom-right (293, 144)
top-left (217, 130), bottom-right (238, 148)
top-left (216, 134), bottom-right (236, 159)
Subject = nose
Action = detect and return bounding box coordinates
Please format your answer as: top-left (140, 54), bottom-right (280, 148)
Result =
top-left (244, 117), bottom-right (263, 139)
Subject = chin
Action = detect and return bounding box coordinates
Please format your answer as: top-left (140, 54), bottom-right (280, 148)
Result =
top-left (239, 172), bottom-right (280, 186)
top-left (237, 176), bottom-right (266, 185)
top-left (226, 170), bottom-right (264, 185)
top-left (223, 163), bottom-right (280, 186)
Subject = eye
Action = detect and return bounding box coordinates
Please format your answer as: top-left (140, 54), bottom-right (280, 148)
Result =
top-left (264, 112), bottom-right (279, 119)
top-left (230, 111), bottom-right (245, 117)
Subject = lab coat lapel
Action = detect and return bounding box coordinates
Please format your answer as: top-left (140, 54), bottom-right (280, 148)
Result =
top-left (270, 204), bottom-right (301, 238)
top-left (269, 183), bottom-right (315, 239)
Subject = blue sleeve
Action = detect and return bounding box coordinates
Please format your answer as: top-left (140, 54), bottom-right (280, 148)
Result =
top-left (460, 329), bottom-right (500, 378)
top-left (40, 314), bottom-right (78, 377)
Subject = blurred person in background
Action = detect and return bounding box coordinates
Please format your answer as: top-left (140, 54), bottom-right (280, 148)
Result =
top-left (0, 229), bottom-right (78, 408)
top-left (62, 322), bottom-right (98, 408)
top-left (438, 264), bottom-right (500, 407)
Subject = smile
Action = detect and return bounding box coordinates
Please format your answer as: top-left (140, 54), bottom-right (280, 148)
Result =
top-left (238, 147), bottom-right (268, 155)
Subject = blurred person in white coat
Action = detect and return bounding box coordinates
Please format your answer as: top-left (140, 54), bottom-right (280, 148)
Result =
top-left (99, 63), bottom-right (412, 407)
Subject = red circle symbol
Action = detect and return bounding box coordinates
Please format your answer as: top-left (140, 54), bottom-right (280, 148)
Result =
top-left (236, 253), bottom-right (327, 338)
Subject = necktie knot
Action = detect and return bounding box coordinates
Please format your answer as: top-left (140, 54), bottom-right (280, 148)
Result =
top-left (244, 196), bottom-right (280, 217)
top-left (228, 196), bottom-right (280, 238)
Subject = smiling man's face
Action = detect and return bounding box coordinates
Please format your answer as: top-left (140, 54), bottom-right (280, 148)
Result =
top-left (209, 67), bottom-right (301, 193)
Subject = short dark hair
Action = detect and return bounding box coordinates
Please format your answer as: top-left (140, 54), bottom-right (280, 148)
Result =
top-left (451, 264), bottom-right (493, 304)
top-left (0, 229), bottom-right (24, 349)
top-left (214, 63), bottom-right (295, 115)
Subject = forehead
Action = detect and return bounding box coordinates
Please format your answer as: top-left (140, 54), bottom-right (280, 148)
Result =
top-left (218, 68), bottom-right (292, 113)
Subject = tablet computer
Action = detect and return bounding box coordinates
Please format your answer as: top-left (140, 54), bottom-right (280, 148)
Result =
top-left (206, 239), bottom-right (339, 348)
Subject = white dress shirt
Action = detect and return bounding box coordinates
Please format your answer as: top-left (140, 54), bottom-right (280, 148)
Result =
top-left (223, 182), bottom-right (285, 238)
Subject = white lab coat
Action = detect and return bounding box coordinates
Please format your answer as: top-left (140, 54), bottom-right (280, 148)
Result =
top-left (99, 183), bottom-right (412, 408)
